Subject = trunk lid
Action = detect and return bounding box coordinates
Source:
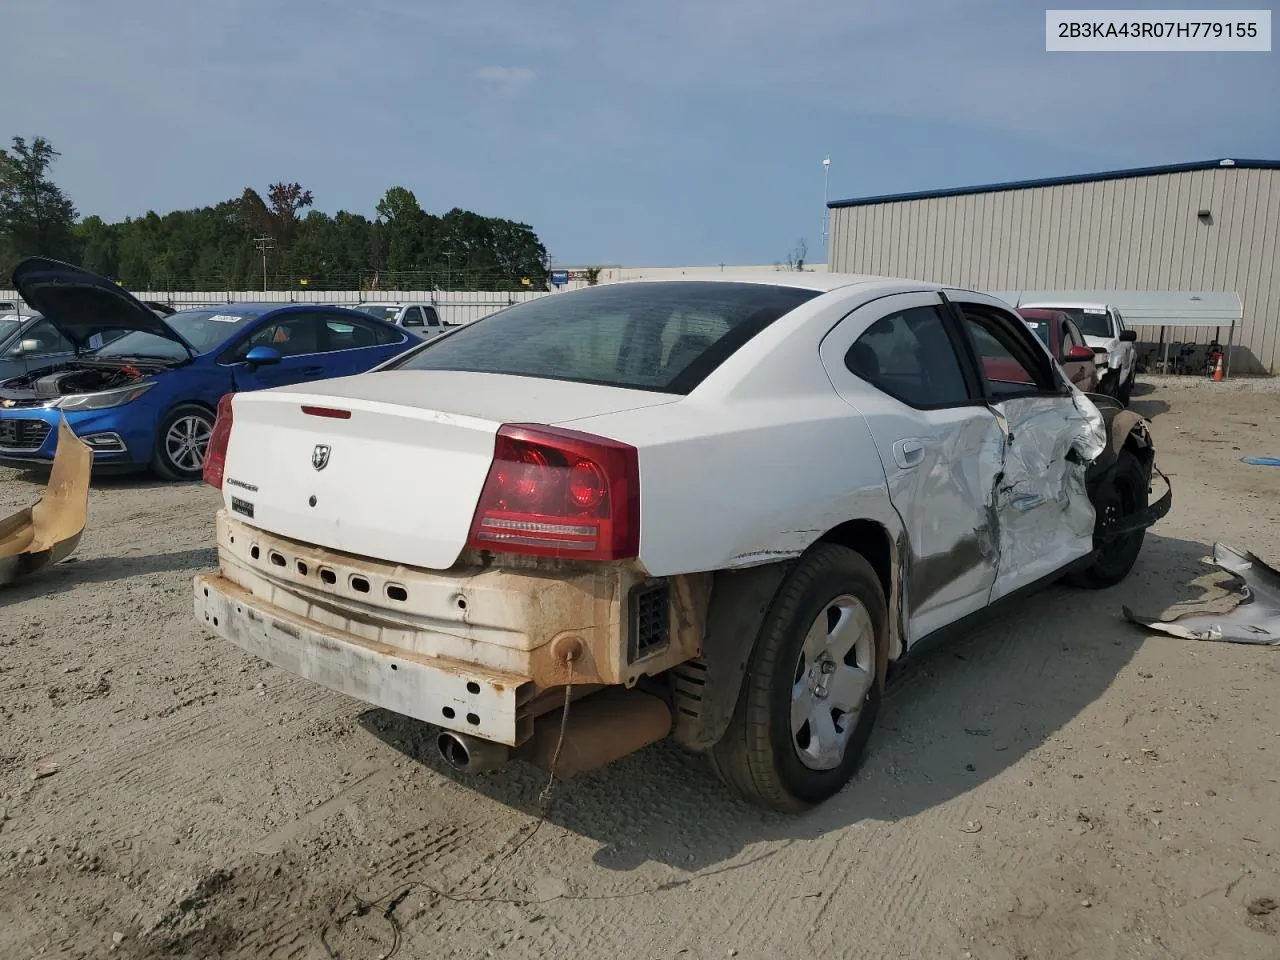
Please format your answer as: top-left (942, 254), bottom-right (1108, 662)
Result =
top-left (220, 370), bottom-right (677, 569)
top-left (11, 257), bottom-right (193, 353)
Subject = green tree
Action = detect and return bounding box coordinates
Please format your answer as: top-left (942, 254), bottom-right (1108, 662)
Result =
top-left (0, 136), bottom-right (79, 272)
top-left (0, 141), bottom-right (549, 292)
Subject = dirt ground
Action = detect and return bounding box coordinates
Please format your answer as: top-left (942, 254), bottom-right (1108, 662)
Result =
top-left (1, 377), bottom-right (1278, 960)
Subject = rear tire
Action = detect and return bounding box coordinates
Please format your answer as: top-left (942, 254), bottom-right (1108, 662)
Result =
top-left (709, 544), bottom-right (885, 812)
top-left (151, 404), bottom-right (215, 482)
top-left (1067, 449), bottom-right (1150, 589)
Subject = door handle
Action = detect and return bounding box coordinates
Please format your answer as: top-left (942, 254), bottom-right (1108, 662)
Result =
top-left (893, 438), bottom-right (927, 469)
top-left (301, 366), bottom-right (325, 376)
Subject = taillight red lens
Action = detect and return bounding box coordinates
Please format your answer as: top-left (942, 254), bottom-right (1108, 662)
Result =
top-left (203, 393), bottom-right (235, 489)
top-left (568, 458), bottom-right (607, 510)
top-left (467, 424), bottom-right (639, 561)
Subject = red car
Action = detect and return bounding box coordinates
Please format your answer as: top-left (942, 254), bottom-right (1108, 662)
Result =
top-left (1017, 308), bottom-right (1100, 392)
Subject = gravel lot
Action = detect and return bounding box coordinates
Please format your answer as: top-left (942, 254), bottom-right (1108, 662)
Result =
top-left (1, 377), bottom-right (1278, 960)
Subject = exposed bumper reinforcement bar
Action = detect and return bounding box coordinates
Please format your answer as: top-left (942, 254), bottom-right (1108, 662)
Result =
top-left (194, 573), bottom-right (534, 745)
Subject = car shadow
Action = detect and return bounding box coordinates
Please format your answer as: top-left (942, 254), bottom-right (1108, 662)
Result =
top-left (359, 530), bottom-right (1216, 874)
top-left (0, 547), bottom-right (215, 603)
top-left (1128, 395), bottom-right (1170, 419)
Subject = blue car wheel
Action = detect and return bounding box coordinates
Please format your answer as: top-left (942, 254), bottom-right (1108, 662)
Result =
top-left (152, 403), bottom-right (216, 482)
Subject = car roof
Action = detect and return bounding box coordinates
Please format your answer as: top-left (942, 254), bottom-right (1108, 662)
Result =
top-left (1020, 300), bottom-right (1112, 310)
top-left (1018, 307), bottom-right (1068, 319)
top-left (616, 270), bottom-right (930, 293)
top-left (172, 302), bottom-right (377, 318)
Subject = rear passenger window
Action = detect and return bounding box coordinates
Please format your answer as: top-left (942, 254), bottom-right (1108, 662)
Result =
top-left (845, 306), bottom-right (971, 408)
top-left (325, 316), bottom-right (383, 349)
top-left (959, 306), bottom-right (1054, 397)
top-left (401, 307), bottom-right (425, 327)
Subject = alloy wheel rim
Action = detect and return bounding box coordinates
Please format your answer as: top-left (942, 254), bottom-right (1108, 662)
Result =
top-left (165, 415), bottom-right (212, 472)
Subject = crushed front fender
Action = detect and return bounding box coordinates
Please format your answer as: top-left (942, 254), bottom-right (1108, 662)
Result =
top-left (0, 417), bottom-right (92, 586)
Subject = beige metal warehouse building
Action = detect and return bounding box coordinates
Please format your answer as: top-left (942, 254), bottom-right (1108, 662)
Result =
top-left (826, 159), bottom-right (1280, 374)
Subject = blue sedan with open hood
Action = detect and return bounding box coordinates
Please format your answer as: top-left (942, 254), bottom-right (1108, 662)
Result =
top-left (0, 258), bottom-right (420, 480)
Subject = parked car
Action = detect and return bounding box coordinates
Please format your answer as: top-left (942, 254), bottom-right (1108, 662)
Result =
top-left (0, 309), bottom-right (159, 383)
top-left (194, 274), bottom-right (1170, 811)
top-left (1018, 300), bottom-right (1137, 403)
top-left (0, 257), bottom-right (419, 480)
top-left (349, 302), bottom-right (449, 338)
top-left (1017, 308), bottom-right (1099, 392)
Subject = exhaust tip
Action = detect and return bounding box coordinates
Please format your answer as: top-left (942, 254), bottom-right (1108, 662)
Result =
top-left (437, 732), bottom-right (471, 770)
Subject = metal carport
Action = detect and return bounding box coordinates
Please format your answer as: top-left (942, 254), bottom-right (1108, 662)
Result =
top-left (990, 290), bottom-right (1243, 379)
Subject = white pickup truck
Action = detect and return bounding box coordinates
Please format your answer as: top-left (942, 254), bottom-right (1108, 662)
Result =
top-left (346, 302), bottom-right (449, 339)
top-left (1018, 301), bottom-right (1138, 404)
top-left (194, 274), bottom-right (1171, 811)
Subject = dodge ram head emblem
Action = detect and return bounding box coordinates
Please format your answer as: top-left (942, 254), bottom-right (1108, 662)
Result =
top-left (311, 444), bottom-right (331, 471)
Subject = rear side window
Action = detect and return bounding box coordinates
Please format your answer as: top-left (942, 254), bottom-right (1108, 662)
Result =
top-left (388, 282), bottom-right (820, 393)
top-left (845, 306), bottom-right (971, 408)
top-left (325, 315), bottom-right (384, 349)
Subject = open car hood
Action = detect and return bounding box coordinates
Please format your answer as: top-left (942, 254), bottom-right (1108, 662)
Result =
top-left (11, 257), bottom-right (193, 353)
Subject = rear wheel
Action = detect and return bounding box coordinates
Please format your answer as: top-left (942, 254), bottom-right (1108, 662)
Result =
top-left (152, 404), bottom-right (215, 482)
top-left (709, 544), bottom-right (885, 812)
top-left (1067, 449), bottom-right (1150, 589)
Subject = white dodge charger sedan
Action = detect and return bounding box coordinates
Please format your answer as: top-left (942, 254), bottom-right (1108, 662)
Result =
top-left (194, 273), bottom-right (1171, 811)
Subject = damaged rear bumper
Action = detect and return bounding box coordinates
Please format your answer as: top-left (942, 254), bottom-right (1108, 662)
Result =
top-left (194, 573), bottom-right (534, 744)
top-left (194, 511), bottom-right (708, 745)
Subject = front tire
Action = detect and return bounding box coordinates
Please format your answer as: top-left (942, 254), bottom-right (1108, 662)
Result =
top-left (1067, 449), bottom-right (1150, 589)
top-left (151, 403), bottom-right (215, 482)
top-left (709, 544), bottom-right (885, 812)
top-left (1117, 369), bottom-right (1136, 406)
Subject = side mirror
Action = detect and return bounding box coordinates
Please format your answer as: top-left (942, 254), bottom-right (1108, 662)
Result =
top-left (1119, 330), bottom-right (1138, 342)
top-left (19, 338), bottom-right (41, 354)
top-left (244, 345), bottom-right (282, 367)
top-left (1064, 345), bottom-right (1096, 362)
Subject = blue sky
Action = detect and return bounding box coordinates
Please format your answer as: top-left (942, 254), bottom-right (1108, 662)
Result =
top-left (4, 0), bottom-right (1277, 266)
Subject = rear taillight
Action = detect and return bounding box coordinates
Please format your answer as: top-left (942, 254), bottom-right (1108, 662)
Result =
top-left (466, 423), bottom-right (640, 561)
top-left (203, 393), bottom-right (235, 489)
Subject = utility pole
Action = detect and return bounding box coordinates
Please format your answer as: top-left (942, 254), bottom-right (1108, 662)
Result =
top-left (253, 236), bottom-right (275, 293)
top-left (442, 251), bottom-right (453, 292)
top-left (821, 156), bottom-right (832, 253)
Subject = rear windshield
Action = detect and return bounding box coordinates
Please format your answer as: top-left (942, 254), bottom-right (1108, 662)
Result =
top-left (386, 281), bottom-right (820, 393)
top-left (1019, 316), bottom-right (1051, 347)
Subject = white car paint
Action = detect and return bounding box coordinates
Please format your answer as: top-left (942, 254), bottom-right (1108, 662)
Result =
top-left (194, 271), bottom-right (1162, 807)
top-left (1019, 300), bottom-right (1136, 391)
top-left (218, 273), bottom-right (1103, 639)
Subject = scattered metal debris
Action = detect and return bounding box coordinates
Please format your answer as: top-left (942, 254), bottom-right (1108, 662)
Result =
top-left (1123, 542), bottom-right (1280, 645)
top-left (0, 417), bottom-right (92, 586)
